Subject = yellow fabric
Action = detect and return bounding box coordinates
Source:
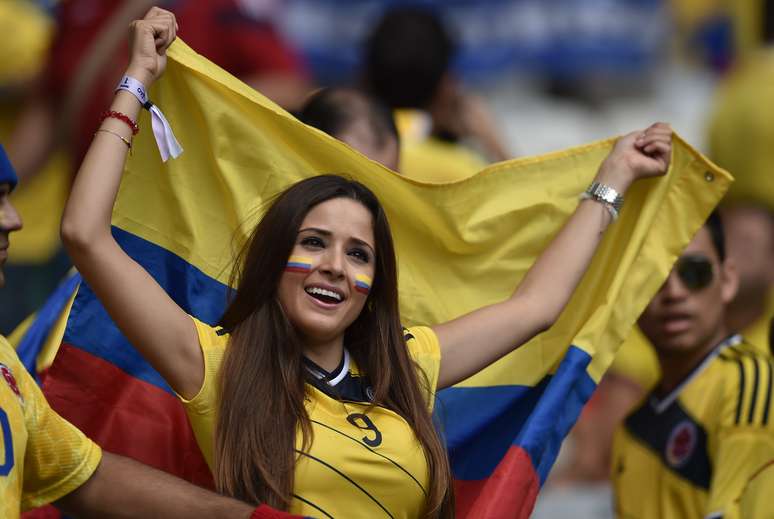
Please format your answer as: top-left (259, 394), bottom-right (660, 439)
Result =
top-left (0, 1), bottom-right (52, 85)
top-left (708, 47), bottom-right (774, 210)
top-left (0, 335), bottom-right (101, 517)
top-left (7, 280), bottom-right (77, 373)
top-left (7, 153), bottom-right (70, 264)
top-left (395, 106), bottom-right (488, 182)
top-left (115, 39), bottom-right (729, 399)
top-left (612, 340), bottom-right (774, 518)
top-left (0, 104), bottom-right (71, 265)
top-left (6, 316), bottom-right (32, 350)
top-left (669, 0), bottom-right (724, 28)
top-left (400, 137), bottom-right (488, 183)
top-left (608, 326), bottom-right (661, 391)
top-left (741, 288), bottom-right (774, 353)
top-left (735, 461), bottom-right (774, 519)
top-left (668, 0), bottom-right (762, 61)
top-left (183, 317), bottom-right (440, 518)
top-left (0, 2), bottom-right (66, 264)
top-left (728, 0), bottom-right (764, 60)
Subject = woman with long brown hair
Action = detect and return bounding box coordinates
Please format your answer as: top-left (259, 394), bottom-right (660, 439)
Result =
top-left (61, 8), bottom-right (673, 518)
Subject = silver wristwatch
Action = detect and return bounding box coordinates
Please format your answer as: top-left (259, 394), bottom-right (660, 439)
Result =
top-left (581, 182), bottom-right (624, 220)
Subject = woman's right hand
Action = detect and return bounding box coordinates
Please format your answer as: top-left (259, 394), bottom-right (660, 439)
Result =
top-left (126, 7), bottom-right (178, 87)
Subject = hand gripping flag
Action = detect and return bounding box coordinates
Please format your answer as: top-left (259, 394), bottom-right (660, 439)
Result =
top-left (40, 40), bottom-right (731, 518)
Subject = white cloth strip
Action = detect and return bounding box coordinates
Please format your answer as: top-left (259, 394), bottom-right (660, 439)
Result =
top-left (116, 75), bottom-right (183, 162)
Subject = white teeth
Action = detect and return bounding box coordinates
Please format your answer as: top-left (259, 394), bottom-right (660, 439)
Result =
top-left (305, 287), bottom-right (342, 301)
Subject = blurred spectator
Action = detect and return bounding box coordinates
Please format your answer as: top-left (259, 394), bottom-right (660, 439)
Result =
top-left (560, 3), bottom-right (774, 494)
top-left (0, 0), bottom-right (66, 335)
top-left (706, 0), bottom-right (774, 354)
top-left (297, 87), bottom-right (399, 171)
top-left (0, 0), bottom-right (52, 91)
top-left (362, 7), bottom-right (510, 182)
top-left (612, 213), bottom-right (774, 518)
top-left (720, 204), bottom-right (774, 350)
top-left (10, 0), bottom-right (310, 185)
top-left (669, 0), bottom-right (735, 72)
top-left (1, 0), bottom-right (311, 333)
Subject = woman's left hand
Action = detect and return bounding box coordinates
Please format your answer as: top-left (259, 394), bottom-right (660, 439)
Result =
top-left (595, 122), bottom-right (673, 194)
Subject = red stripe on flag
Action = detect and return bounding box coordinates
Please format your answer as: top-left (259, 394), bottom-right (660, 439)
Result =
top-left (285, 266), bottom-right (311, 273)
top-left (43, 343), bottom-right (214, 488)
top-left (454, 446), bottom-right (540, 519)
top-left (22, 505), bottom-right (61, 519)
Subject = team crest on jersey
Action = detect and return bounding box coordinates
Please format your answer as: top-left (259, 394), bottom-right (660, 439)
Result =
top-left (0, 363), bottom-right (23, 405)
top-left (665, 419), bottom-right (697, 468)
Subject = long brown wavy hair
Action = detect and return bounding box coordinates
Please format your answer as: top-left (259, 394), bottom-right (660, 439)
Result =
top-left (214, 175), bottom-right (453, 517)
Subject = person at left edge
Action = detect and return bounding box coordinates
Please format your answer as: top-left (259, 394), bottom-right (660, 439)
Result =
top-left (0, 144), bottom-right (314, 519)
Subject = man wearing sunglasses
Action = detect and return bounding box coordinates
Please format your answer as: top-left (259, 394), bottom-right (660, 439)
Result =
top-left (611, 212), bottom-right (774, 518)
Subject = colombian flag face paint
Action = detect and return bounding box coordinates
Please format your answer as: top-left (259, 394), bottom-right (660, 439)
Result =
top-left (285, 256), bottom-right (312, 273)
top-left (354, 273), bottom-right (372, 295)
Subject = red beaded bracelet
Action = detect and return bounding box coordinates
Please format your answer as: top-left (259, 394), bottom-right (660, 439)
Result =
top-left (100, 110), bottom-right (139, 135)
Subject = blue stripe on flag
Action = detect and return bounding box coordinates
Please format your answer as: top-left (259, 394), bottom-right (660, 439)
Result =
top-left (17, 270), bottom-right (82, 383)
top-left (436, 346), bottom-right (596, 483)
top-left (64, 227), bottom-right (230, 393)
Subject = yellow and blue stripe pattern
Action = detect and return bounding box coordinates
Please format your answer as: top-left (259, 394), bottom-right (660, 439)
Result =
top-left (354, 274), bottom-right (372, 295)
top-left (286, 255), bottom-right (313, 273)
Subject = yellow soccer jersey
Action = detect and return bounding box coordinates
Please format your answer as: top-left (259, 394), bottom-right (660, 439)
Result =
top-left (0, 335), bottom-right (101, 518)
top-left (612, 335), bottom-right (774, 519)
top-left (183, 317), bottom-right (441, 518)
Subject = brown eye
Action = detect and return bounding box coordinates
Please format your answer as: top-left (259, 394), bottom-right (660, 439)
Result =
top-left (349, 248), bottom-right (370, 263)
top-left (300, 236), bottom-right (324, 249)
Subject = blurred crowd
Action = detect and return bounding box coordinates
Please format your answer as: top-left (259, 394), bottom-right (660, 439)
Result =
top-left (2, 0), bottom-right (773, 518)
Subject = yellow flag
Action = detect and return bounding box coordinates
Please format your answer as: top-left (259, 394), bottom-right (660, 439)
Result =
top-left (48, 39), bottom-right (730, 517)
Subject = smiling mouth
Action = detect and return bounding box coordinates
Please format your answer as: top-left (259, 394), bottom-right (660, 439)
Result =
top-left (305, 286), bottom-right (344, 305)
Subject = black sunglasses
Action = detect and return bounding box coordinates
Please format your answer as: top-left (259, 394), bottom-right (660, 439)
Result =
top-left (675, 254), bottom-right (714, 291)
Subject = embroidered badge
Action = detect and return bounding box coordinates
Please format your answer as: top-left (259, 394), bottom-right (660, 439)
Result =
top-left (0, 363), bottom-right (23, 405)
top-left (665, 420), bottom-right (697, 468)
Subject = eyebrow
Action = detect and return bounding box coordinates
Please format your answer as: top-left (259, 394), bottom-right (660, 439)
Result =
top-left (298, 227), bottom-right (376, 254)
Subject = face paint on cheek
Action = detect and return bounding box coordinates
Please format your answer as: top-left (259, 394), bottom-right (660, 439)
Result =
top-left (286, 256), bottom-right (313, 273)
top-left (354, 274), bottom-right (372, 295)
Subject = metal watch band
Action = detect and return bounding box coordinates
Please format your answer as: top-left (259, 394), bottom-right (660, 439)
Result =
top-left (585, 182), bottom-right (624, 212)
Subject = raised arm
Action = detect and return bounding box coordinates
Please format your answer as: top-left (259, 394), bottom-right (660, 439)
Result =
top-left (60, 8), bottom-right (202, 399)
top-left (433, 123), bottom-right (672, 388)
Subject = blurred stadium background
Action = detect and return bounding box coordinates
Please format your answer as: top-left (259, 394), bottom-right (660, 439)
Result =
top-left (2, 1), bottom-right (770, 517)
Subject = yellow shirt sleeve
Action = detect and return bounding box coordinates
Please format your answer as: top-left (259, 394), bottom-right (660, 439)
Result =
top-left (707, 430), bottom-right (774, 518)
top-left (0, 336), bottom-right (101, 513)
top-left (735, 460), bottom-right (774, 518)
top-left (178, 317), bottom-right (228, 470)
top-left (404, 326), bottom-right (441, 411)
top-left (706, 352), bottom-right (774, 517)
